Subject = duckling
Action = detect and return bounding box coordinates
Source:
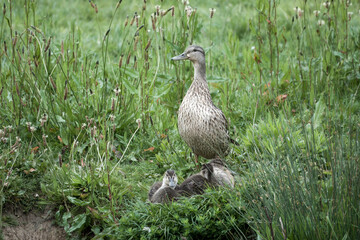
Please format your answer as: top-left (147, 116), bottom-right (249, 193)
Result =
top-left (178, 163), bottom-right (216, 196)
top-left (209, 157), bottom-right (235, 188)
top-left (151, 186), bottom-right (182, 204)
top-left (148, 170), bottom-right (178, 202)
top-left (171, 45), bottom-right (232, 164)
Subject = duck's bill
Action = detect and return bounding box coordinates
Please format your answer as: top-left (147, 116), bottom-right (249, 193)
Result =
top-left (169, 179), bottom-right (176, 188)
top-left (171, 53), bottom-right (188, 61)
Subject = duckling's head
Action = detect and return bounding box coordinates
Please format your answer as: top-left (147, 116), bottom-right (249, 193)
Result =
top-left (171, 45), bottom-right (205, 64)
top-left (162, 170), bottom-right (178, 189)
top-left (200, 163), bottom-right (214, 181)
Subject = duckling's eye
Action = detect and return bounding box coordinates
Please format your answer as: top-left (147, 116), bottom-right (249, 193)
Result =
top-left (193, 49), bottom-right (199, 52)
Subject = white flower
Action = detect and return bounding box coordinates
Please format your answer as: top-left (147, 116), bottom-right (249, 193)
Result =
top-left (30, 126), bottom-right (36, 132)
top-left (114, 87), bottom-right (121, 96)
top-left (251, 46), bottom-right (256, 51)
top-left (294, 7), bottom-right (304, 17)
top-left (185, 6), bottom-right (193, 17)
top-left (313, 10), bottom-right (320, 17)
top-left (143, 227), bottom-right (151, 233)
top-left (182, 0), bottom-right (189, 6)
top-left (318, 20), bottom-right (325, 26)
top-left (322, 1), bottom-right (330, 8)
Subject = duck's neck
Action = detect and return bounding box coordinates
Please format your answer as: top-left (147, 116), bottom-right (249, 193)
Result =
top-left (193, 60), bottom-right (206, 82)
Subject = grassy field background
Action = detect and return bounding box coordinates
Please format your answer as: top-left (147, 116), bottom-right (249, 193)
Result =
top-left (1, 0), bottom-right (360, 239)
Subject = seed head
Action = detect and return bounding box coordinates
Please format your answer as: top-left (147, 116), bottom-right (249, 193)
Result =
top-left (317, 20), bottom-right (325, 26)
top-left (114, 87), bottom-right (121, 96)
top-left (7, 125), bottom-right (13, 132)
top-left (322, 1), bottom-right (330, 9)
top-left (155, 5), bottom-right (160, 15)
top-left (313, 10), bottom-right (320, 17)
top-left (136, 118), bottom-right (141, 128)
top-left (209, 8), bottom-right (216, 18)
top-left (182, 0), bottom-right (189, 6)
top-left (109, 114), bottom-right (115, 122)
top-left (294, 7), bottom-right (304, 18)
top-left (185, 6), bottom-right (193, 18)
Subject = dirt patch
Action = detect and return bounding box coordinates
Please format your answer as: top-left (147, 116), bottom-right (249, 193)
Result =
top-left (2, 205), bottom-right (67, 240)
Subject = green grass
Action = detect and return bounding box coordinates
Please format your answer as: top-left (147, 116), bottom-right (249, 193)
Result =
top-left (1, 0), bottom-right (360, 239)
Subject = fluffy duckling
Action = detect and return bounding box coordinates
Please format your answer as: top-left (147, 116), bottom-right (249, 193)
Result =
top-left (209, 158), bottom-right (235, 188)
top-left (178, 163), bottom-right (216, 196)
top-left (172, 45), bottom-right (231, 164)
top-left (148, 170), bottom-right (178, 203)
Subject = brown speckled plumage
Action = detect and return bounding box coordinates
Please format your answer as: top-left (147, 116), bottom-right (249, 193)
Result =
top-left (172, 45), bottom-right (229, 160)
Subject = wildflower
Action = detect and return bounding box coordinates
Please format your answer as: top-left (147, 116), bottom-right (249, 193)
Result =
top-left (34, 193), bottom-right (39, 198)
top-left (294, 7), bottom-right (304, 18)
top-left (7, 125), bottom-right (13, 133)
top-left (40, 113), bottom-right (48, 127)
top-left (317, 20), bottom-right (325, 26)
top-left (42, 134), bottom-right (48, 146)
top-left (1, 137), bottom-right (8, 143)
top-left (135, 14), bottom-right (140, 27)
top-left (73, 140), bottom-right (79, 148)
top-left (136, 118), bottom-right (141, 128)
top-left (91, 126), bottom-right (97, 138)
top-left (109, 114), bottom-right (115, 122)
top-left (111, 97), bottom-right (116, 111)
top-left (0, 130), bottom-right (4, 138)
top-left (185, 6), bottom-right (193, 18)
top-left (114, 87), bottom-right (121, 96)
top-left (81, 123), bottom-right (87, 129)
top-left (182, 0), bottom-right (189, 6)
top-left (322, 1), bottom-right (330, 9)
top-left (155, 5), bottom-right (160, 15)
top-left (251, 46), bottom-right (256, 51)
top-left (30, 126), bottom-right (36, 133)
top-left (143, 227), bottom-right (151, 233)
top-left (26, 122), bottom-right (31, 132)
top-left (348, 12), bottom-right (353, 20)
top-left (124, 15), bottom-right (129, 27)
top-left (209, 8), bottom-right (216, 18)
top-left (313, 10), bottom-right (320, 17)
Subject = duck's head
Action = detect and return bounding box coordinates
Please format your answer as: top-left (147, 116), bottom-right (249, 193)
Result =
top-left (171, 45), bottom-right (205, 64)
top-left (162, 170), bottom-right (178, 189)
top-left (200, 163), bottom-right (214, 181)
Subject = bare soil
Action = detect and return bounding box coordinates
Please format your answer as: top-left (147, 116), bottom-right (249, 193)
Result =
top-left (1, 205), bottom-right (67, 240)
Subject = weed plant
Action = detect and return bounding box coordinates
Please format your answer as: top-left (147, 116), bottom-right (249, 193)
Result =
top-left (0, 0), bottom-right (359, 239)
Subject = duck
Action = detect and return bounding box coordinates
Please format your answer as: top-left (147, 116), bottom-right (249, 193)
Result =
top-left (209, 157), bottom-right (235, 188)
top-left (171, 45), bottom-right (232, 164)
top-left (148, 170), bottom-right (179, 203)
top-left (178, 163), bottom-right (217, 196)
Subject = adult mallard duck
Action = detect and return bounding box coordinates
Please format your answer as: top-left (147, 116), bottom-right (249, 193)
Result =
top-left (171, 45), bottom-right (232, 163)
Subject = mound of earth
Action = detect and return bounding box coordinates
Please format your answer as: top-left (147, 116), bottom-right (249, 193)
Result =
top-left (2, 205), bottom-right (66, 240)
